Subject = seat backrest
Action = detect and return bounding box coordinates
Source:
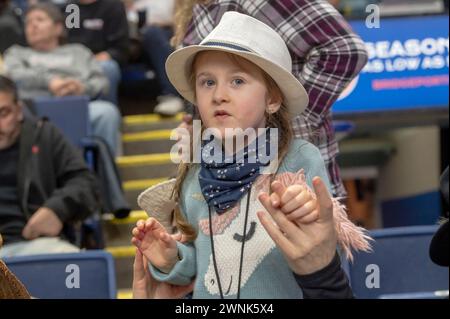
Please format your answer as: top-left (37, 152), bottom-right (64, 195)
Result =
top-left (2, 250), bottom-right (116, 299)
top-left (32, 96), bottom-right (102, 248)
top-left (341, 225), bottom-right (449, 299)
top-left (32, 96), bottom-right (91, 147)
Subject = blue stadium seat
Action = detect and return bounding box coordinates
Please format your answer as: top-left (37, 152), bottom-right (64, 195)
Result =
top-left (32, 95), bottom-right (92, 148)
top-left (341, 225), bottom-right (449, 298)
top-left (3, 250), bottom-right (116, 299)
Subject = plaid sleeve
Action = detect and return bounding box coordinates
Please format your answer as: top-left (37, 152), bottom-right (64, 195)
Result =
top-left (240, 0), bottom-right (369, 125)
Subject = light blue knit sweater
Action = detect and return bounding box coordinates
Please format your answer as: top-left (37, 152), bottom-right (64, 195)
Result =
top-left (150, 138), bottom-right (333, 299)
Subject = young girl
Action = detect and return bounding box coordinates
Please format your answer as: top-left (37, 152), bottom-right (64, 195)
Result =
top-left (132, 12), bottom-right (370, 299)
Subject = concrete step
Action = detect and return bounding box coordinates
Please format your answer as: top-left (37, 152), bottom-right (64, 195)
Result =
top-left (117, 154), bottom-right (178, 181)
top-left (113, 254), bottom-right (134, 290)
top-left (104, 210), bottom-right (148, 225)
top-left (122, 130), bottom-right (176, 156)
top-left (117, 289), bottom-right (133, 299)
top-left (105, 246), bottom-right (135, 290)
top-left (102, 211), bottom-right (149, 248)
top-left (103, 222), bottom-right (135, 248)
top-left (122, 113), bottom-right (182, 133)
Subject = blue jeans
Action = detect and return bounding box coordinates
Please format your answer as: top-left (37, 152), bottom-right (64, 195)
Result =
top-left (99, 59), bottom-right (121, 105)
top-left (88, 100), bottom-right (121, 156)
top-left (141, 26), bottom-right (178, 96)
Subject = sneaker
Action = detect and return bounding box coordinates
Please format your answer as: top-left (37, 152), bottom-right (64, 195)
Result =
top-left (153, 95), bottom-right (185, 117)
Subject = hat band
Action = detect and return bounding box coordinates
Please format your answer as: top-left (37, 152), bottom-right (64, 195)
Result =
top-left (202, 41), bottom-right (252, 53)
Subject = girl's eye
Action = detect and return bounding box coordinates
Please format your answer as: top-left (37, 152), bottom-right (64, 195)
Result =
top-left (232, 79), bottom-right (244, 86)
top-left (201, 79), bottom-right (215, 87)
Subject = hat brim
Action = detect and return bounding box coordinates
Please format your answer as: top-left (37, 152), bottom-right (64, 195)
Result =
top-left (137, 179), bottom-right (177, 232)
top-left (165, 45), bottom-right (309, 116)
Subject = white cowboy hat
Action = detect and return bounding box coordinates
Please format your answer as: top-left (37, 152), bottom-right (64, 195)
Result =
top-left (165, 11), bottom-right (309, 116)
top-left (137, 179), bottom-right (177, 232)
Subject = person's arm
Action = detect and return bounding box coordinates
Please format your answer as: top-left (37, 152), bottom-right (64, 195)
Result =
top-left (287, 141), bottom-right (372, 260)
top-left (252, 0), bottom-right (368, 125)
top-left (133, 234), bottom-right (195, 299)
top-left (294, 1), bottom-right (368, 124)
top-left (274, 141), bottom-right (369, 296)
top-left (78, 46), bottom-right (110, 98)
top-left (294, 251), bottom-right (354, 299)
top-left (148, 241), bottom-right (196, 286)
top-left (3, 46), bottom-right (53, 91)
top-left (43, 123), bottom-right (99, 223)
top-left (103, 0), bottom-right (129, 65)
top-left (290, 0), bottom-right (367, 123)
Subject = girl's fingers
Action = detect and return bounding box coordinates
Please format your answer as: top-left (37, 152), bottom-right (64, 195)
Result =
top-left (132, 237), bottom-right (142, 248)
top-left (144, 218), bottom-right (155, 231)
top-left (142, 254), bottom-right (149, 272)
top-left (281, 191), bottom-right (309, 214)
top-left (137, 219), bottom-right (146, 230)
top-left (271, 181), bottom-right (286, 205)
top-left (145, 217), bottom-right (165, 233)
top-left (132, 227), bottom-right (140, 237)
top-left (133, 249), bottom-right (144, 275)
top-left (132, 227), bottom-right (145, 240)
top-left (297, 209), bottom-right (320, 224)
top-left (257, 211), bottom-right (296, 254)
top-left (270, 192), bottom-right (281, 208)
top-left (285, 200), bottom-right (317, 221)
top-left (280, 185), bottom-right (304, 207)
top-left (258, 193), bottom-right (300, 237)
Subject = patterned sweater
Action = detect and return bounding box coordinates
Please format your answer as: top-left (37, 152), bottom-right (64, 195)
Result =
top-left (150, 139), bottom-right (370, 299)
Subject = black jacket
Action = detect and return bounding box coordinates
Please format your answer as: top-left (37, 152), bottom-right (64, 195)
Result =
top-left (0, 1), bottom-right (25, 54)
top-left (67, 0), bottom-right (129, 65)
top-left (295, 252), bottom-right (354, 299)
top-left (16, 118), bottom-right (99, 233)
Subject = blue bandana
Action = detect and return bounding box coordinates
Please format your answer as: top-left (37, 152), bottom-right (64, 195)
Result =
top-left (199, 130), bottom-right (276, 214)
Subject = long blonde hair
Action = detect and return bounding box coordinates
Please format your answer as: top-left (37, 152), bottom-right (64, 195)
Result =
top-left (172, 0), bottom-right (211, 47)
top-left (171, 52), bottom-right (293, 241)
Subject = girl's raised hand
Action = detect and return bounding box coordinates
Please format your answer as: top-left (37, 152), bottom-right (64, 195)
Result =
top-left (131, 218), bottom-right (179, 274)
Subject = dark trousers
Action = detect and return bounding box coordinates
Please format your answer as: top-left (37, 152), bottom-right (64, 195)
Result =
top-left (141, 25), bottom-right (178, 96)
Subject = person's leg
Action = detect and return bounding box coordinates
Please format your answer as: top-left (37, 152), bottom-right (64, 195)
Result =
top-left (88, 100), bottom-right (121, 156)
top-left (0, 238), bottom-right (79, 258)
top-left (141, 26), bottom-right (184, 116)
top-left (99, 59), bottom-right (121, 106)
top-left (142, 26), bottom-right (177, 96)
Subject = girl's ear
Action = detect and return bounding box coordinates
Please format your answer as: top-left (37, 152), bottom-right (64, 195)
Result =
top-left (266, 94), bottom-right (282, 114)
